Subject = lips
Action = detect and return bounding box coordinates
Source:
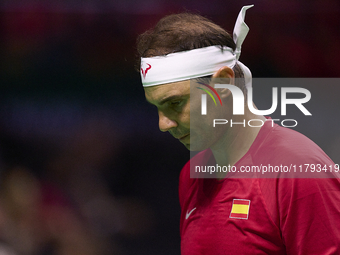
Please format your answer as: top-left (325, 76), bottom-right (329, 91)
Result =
top-left (170, 131), bottom-right (189, 140)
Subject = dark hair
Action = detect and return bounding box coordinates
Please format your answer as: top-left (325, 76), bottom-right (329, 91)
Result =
top-left (136, 13), bottom-right (245, 89)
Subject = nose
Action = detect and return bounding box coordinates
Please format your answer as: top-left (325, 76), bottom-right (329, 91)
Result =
top-left (158, 111), bottom-right (177, 132)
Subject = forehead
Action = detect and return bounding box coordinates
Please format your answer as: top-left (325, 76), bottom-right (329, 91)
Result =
top-left (144, 80), bottom-right (190, 105)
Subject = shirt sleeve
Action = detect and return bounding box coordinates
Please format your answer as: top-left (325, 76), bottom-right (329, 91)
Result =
top-left (278, 177), bottom-right (340, 255)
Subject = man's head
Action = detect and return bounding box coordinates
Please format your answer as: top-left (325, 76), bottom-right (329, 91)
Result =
top-left (136, 12), bottom-right (245, 91)
top-left (137, 6), bottom-right (253, 150)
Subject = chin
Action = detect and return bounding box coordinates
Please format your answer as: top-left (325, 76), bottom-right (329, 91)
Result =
top-left (187, 134), bottom-right (210, 150)
top-left (185, 142), bottom-right (210, 152)
top-left (184, 144), bottom-right (191, 150)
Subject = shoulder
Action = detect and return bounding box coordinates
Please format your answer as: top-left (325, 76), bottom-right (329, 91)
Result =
top-left (260, 123), bottom-right (322, 152)
top-left (279, 177), bottom-right (340, 253)
top-left (253, 124), bottom-right (334, 167)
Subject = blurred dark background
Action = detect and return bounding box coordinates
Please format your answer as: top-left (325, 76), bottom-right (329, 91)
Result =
top-left (0, 0), bottom-right (339, 254)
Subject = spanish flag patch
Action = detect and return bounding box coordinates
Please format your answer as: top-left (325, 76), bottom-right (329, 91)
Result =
top-left (229, 199), bottom-right (251, 220)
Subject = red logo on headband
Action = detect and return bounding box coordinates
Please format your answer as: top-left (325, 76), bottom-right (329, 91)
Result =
top-left (141, 63), bottom-right (152, 79)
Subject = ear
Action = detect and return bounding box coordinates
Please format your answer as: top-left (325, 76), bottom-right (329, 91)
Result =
top-left (212, 66), bottom-right (235, 79)
top-left (212, 66), bottom-right (235, 99)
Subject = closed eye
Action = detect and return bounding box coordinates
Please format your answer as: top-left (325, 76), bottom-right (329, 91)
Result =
top-left (168, 99), bottom-right (187, 113)
top-left (170, 100), bottom-right (181, 106)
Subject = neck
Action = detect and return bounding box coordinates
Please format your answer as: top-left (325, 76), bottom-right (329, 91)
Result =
top-left (210, 111), bottom-right (266, 179)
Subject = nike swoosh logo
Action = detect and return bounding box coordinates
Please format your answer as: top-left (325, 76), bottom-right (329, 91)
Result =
top-left (185, 207), bottom-right (196, 220)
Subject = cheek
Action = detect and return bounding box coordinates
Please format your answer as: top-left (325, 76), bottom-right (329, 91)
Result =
top-left (189, 121), bottom-right (227, 151)
top-left (190, 107), bottom-right (229, 138)
top-left (177, 103), bottom-right (191, 127)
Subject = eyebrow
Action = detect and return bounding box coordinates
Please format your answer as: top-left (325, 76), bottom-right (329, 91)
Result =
top-left (159, 95), bottom-right (184, 105)
top-left (146, 94), bottom-right (184, 106)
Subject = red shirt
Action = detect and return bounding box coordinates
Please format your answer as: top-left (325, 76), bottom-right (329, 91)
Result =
top-left (179, 122), bottom-right (340, 254)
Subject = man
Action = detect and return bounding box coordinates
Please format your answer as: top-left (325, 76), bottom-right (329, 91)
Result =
top-left (136, 5), bottom-right (340, 254)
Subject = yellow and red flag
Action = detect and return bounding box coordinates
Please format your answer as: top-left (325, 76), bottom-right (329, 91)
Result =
top-left (230, 199), bottom-right (251, 220)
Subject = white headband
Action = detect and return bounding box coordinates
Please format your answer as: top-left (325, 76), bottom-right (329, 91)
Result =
top-left (141, 5), bottom-right (254, 87)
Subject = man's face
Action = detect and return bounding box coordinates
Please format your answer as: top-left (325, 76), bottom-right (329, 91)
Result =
top-left (144, 79), bottom-right (230, 151)
top-left (145, 80), bottom-right (191, 149)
